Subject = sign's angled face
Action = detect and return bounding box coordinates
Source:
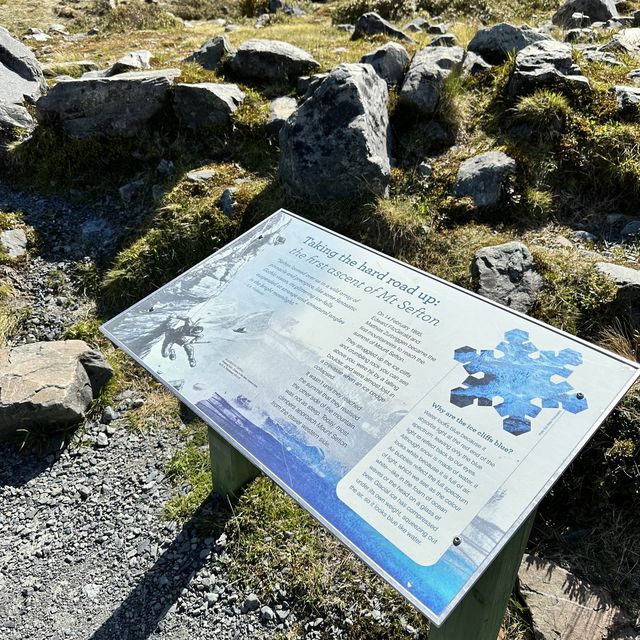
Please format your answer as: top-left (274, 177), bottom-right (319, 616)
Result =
top-left (101, 210), bottom-right (639, 625)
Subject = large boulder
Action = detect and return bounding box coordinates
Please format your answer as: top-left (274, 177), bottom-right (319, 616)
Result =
top-left (226, 39), bottom-right (319, 83)
top-left (174, 82), bottom-right (245, 129)
top-left (279, 63), bottom-right (391, 201)
top-left (0, 340), bottom-right (113, 436)
top-left (468, 23), bottom-right (552, 64)
top-left (36, 68), bottom-right (181, 138)
top-left (472, 241), bottom-right (542, 313)
top-left (453, 151), bottom-right (516, 207)
top-left (361, 42), bottom-right (410, 87)
top-left (507, 40), bottom-right (590, 97)
top-left (184, 35), bottom-right (234, 71)
top-left (0, 26), bottom-right (47, 131)
top-left (552, 0), bottom-right (618, 27)
top-left (399, 46), bottom-right (465, 115)
top-left (352, 12), bottom-right (413, 42)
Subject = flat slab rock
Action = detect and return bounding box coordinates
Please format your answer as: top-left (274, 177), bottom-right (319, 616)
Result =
top-left (0, 340), bottom-right (113, 436)
top-left (36, 68), bottom-right (181, 138)
top-left (226, 39), bottom-right (319, 83)
top-left (519, 555), bottom-right (638, 640)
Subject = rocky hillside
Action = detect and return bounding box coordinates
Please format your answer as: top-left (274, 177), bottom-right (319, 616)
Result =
top-left (1, 0), bottom-right (640, 638)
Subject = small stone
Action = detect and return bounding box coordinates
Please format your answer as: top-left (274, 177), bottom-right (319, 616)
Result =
top-left (77, 485), bottom-right (92, 500)
top-left (96, 432), bottom-right (109, 447)
top-left (82, 583), bottom-right (100, 600)
top-left (266, 96), bottom-right (297, 134)
top-left (101, 406), bottom-right (118, 423)
top-left (418, 161), bottom-right (433, 177)
top-left (242, 593), bottom-right (261, 613)
top-left (453, 151), bottom-right (516, 207)
top-left (620, 220), bottom-right (640, 238)
top-left (218, 188), bottom-right (237, 218)
top-left (260, 605), bottom-right (276, 621)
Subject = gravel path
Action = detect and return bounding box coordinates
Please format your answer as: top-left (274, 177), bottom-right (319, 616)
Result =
top-left (0, 413), bottom-right (283, 640)
top-left (0, 184), bottom-right (290, 640)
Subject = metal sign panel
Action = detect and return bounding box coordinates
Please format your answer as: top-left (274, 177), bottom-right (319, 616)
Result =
top-left (101, 210), bottom-right (640, 625)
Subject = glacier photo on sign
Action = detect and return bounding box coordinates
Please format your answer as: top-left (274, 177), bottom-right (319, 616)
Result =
top-left (102, 210), bottom-right (639, 624)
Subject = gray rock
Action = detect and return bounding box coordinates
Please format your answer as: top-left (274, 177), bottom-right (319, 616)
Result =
top-left (96, 432), bottom-right (109, 447)
top-left (186, 168), bottom-right (216, 183)
top-left (361, 42), bottom-right (409, 87)
top-left (107, 50), bottom-right (153, 76)
top-left (580, 47), bottom-right (622, 65)
top-left (399, 46), bottom-right (465, 115)
top-left (519, 555), bottom-right (637, 640)
top-left (552, 0), bottom-right (618, 27)
top-left (184, 36), bottom-right (233, 71)
top-left (0, 228), bottom-right (27, 258)
top-left (564, 27), bottom-right (595, 42)
top-left (280, 63), bottom-right (391, 201)
top-left (613, 85), bottom-right (640, 113)
top-left (468, 23), bottom-right (552, 65)
top-left (266, 96), bottom-right (297, 133)
top-left (226, 39), bottom-right (319, 83)
top-left (507, 40), bottom-right (590, 97)
top-left (352, 12), bottom-right (413, 42)
top-left (596, 262), bottom-right (640, 327)
top-left (0, 26), bottom-right (47, 131)
top-left (336, 24), bottom-right (355, 33)
top-left (174, 82), bottom-right (245, 129)
top-left (260, 605), bottom-right (276, 621)
top-left (405, 23), bottom-right (423, 33)
top-left (0, 340), bottom-right (113, 436)
top-left (218, 188), bottom-right (237, 217)
top-left (242, 593), bottom-right (260, 613)
top-left (453, 151), bottom-right (516, 207)
top-left (430, 33), bottom-right (459, 47)
top-left (36, 69), bottom-right (181, 138)
top-left (472, 241), bottom-right (542, 312)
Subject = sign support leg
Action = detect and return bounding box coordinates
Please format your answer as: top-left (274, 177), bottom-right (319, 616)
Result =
top-left (208, 428), bottom-right (260, 498)
top-left (429, 510), bottom-right (536, 640)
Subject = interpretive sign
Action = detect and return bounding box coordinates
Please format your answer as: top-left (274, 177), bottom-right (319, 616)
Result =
top-left (101, 209), bottom-right (639, 625)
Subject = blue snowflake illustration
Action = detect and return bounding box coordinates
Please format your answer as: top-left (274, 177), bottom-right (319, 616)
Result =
top-left (450, 329), bottom-right (588, 436)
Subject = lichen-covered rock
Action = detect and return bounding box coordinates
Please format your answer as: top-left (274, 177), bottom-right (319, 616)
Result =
top-left (226, 39), bottom-right (319, 83)
top-left (399, 46), bottom-right (465, 115)
top-left (279, 63), bottom-right (391, 201)
top-left (184, 35), bottom-right (234, 71)
top-left (297, 73), bottom-right (329, 99)
top-left (352, 12), bottom-right (412, 42)
top-left (108, 50), bottom-right (153, 76)
top-left (507, 40), bottom-right (590, 97)
top-left (0, 340), bottom-right (113, 436)
top-left (36, 68), bottom-right (181, 138)
top-left (467, 22), bottom-right (552, 64)
top-left (0, 26), bottom-right (47, 131)
top-left (601, 27), bottom-right (640, 55)
top-left (472, 241), bottom-right (542, 313)
top-left (361, 42), bottom-right (409, 87)
top-left (453, 151), bottom-right (516, 207)
top-left (174, 82), bottom-right (245, 129)
top-left (552, 0), bottom-right (617, 27)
